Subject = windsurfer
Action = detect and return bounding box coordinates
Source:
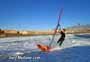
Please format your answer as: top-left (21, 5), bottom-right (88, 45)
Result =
top-left (57, 29), bottom-right (66, 46)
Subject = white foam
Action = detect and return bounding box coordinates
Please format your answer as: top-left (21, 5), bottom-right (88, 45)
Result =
top-left (50, 46), bottom-right (62, 51)
top-left (15, 52), bottom-right (24, 55)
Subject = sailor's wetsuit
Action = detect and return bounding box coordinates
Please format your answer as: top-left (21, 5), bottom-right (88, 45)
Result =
top-left (57, 31), bottom-right (65, 46)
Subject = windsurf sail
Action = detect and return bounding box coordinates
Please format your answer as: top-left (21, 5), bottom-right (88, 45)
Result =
top-left (37, 8), bottom-right (63, 52)
top-left (49, 8), bottom-right (63, 47)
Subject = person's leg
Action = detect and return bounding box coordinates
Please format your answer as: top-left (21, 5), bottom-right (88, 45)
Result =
top-left (59, 41), bottom-right (63, 46)
top-left (57, 38), bottom-right (61, 43)
top-left (59, 39), bottom-right (64, 46)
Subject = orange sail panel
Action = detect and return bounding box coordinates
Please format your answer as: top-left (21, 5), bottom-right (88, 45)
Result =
top-left (37, 44), bottom-right (51, 52)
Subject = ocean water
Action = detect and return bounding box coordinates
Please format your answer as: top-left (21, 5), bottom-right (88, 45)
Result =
top-left (0, 34), bottom-right (90, 62)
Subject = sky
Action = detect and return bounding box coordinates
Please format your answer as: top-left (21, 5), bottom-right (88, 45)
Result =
top-left (0, 0), bottom-right (90, 31)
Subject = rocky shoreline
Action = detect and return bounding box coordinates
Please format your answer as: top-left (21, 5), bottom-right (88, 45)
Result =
top-left (0, 24), bottom-right (90, 38)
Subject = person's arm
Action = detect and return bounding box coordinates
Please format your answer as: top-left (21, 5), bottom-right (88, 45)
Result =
top-left (58, 31), bottom-right (62, 34)
top-left (54, 30), bottom-right (62, 34)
